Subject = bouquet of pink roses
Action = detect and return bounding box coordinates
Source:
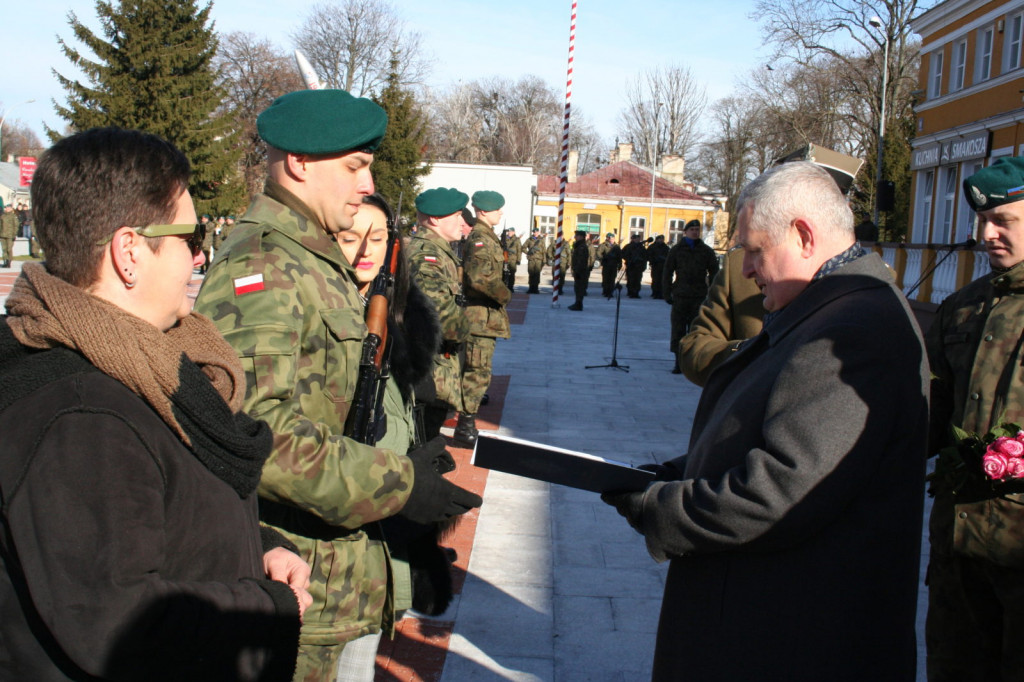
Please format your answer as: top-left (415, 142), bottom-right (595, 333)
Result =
top-left (931, 422), bottom-right (1024, 494)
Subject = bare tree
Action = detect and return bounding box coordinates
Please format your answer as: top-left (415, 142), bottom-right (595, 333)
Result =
top-left (292, 0), bottom-right (431, 97)
top-left (214, 32), bottom-right (303, 197)
top-left (616, 64), bottom-right (708, 168)
top-left (0, 119), bottom-right (43, 160)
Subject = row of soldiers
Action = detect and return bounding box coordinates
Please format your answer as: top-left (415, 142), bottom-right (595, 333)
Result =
top-left (198, 214), bottom-right (237, 273)
top-left (0, 201), bottom-right (42, 267)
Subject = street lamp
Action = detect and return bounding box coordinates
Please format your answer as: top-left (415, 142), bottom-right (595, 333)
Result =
top-left (0, 99), bottom-right (36, 162)
top-left (869, 16), bottom-right (889, 228)
top-left (648, 101), bottom-right (663, 240)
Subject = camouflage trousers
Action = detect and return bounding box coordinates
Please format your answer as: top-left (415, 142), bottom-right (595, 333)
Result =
top-left (0, 237), bottom-right (12, 262)
top-left (926, 551), bottom-right (1024, 681)
top-left (527, 260), bottom-right (543, 291)
top-left (461, 335), bottom-right (496, 415)
top-left (294, 642), bottom-right (344, 682)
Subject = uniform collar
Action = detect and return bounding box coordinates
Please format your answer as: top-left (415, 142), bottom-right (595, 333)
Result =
top-left (259, 179), bottom-right (353, 273)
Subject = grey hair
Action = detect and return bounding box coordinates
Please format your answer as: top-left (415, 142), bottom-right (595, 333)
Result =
top-left (736, 161), bottom-right (854, 245)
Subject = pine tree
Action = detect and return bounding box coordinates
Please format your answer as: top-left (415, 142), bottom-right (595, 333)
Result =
top-left (371, 56), bottom-right (430, 229)
top-left (52, 0), bottom-right (244, 216)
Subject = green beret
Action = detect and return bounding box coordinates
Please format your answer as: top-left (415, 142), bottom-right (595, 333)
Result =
top-left (472, 190), bottom-right (505, 211)
top-left (415, 187), bottom-right (469, 217)
top-left (964, 157), bottom-right (1024, 211)
top-left (257, 89), bottom-right (387, 155)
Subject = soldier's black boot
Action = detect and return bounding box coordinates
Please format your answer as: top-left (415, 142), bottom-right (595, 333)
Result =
top-left (1, 260), bottom-right (9, 268)
top-left (454, 413), bottom-right (478, 446)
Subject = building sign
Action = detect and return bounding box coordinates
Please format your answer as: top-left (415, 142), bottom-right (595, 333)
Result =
top-left (18, 157), bottom-right (36, 186)
top-left (912, 132), bottom-right (990, 170)
top-left (911, 143), bottom-right (941, 170)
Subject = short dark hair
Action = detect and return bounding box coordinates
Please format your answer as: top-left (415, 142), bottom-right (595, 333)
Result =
top-left (31, 127), bottom-right (191, 287)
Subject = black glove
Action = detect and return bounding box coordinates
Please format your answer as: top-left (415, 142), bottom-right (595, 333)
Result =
top-left (600, 489), bottom-right (646, 535)
top-left (400, 437), bottom-right (481, 524)
top-left (638, 461), bottom-right (682, 482)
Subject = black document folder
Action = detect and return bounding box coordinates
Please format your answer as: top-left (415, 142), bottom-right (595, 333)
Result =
top-left (471, 432), bottom-right (656, 493)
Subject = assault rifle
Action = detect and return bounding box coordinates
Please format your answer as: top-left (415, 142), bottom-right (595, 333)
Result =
top-left (346, 223), bottom-right (401, 445)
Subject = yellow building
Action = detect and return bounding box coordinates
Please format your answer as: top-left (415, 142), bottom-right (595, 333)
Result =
top-left (533, 143), bottom-right (722, 248)
top-left (897, 0), bottom-right (1024, 306)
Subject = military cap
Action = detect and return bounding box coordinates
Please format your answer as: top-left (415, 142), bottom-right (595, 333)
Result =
top-left (685, 219), bottom-right (702, 229)
top-left (605, 232), bottom-right (614, 238)
top-left (532, 227), bottom-right (540, 233)
top-left (415, 187), bottom-right (469, 217)
top-left (964, 157), bottom-right (1024, 211)
top-left (471, 190), bottom-right (505, 211)
top-left (257, 89), bottom-right (387, 155)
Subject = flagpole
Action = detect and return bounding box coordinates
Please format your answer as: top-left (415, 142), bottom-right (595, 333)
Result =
top-left (552, 0), bottom-right (577, 307)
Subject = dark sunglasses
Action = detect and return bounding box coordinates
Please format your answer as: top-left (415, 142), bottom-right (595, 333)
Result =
top-left (97, 223), bottom-right (207, 257)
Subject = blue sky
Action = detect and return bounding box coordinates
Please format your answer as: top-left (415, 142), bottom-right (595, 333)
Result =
top-left (1, 0), bottom-right (769, 147)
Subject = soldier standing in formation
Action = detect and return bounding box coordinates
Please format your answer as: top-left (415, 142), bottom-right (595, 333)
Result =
top-left (523, 227), bottom-right (546, 293)
top-left (408, 187), bottom-right (473, 440)
top-left (926, 157), bottom-right (1024, 679)
top-left (664, 219), bottom-right (719, 374)
top-left (501, 227), bottom-right (522, 291)
top-left (646, 234), bottom-right (670, 299)
top-left (194, 89), bottom-right (480, 681)
top-left (0, 204), bottom-right (18, 268)
top-left (567, 230), bottom-right (591, 311)
top-left (596, 232), bottom-right (622, 298)
top-left (455, 190), bottom-right (512, 446)
top-left (621, 233), bottom-right (648, 298)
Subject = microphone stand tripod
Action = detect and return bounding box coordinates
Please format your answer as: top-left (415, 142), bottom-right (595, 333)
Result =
top-left (587, 268), bottom-right (629, 372)
top-left (905, 239), bottom-right (977, 298)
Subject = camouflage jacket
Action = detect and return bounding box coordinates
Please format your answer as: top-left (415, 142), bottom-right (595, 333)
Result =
top-left (523, 235), bottom-right (546, 264)
top-left (193, 182), bottom-right (414, 645)
top-left (463, 221), bottom-right (511, 339)
top-left (597, 242), bottom-right (622, 269)
top-left (663, 239), bottom-right (719, 299)
top-left (0, 211), bottom-right (19, 240)
top-left (570, 239), bottom-right (591, 276)
top-left (928, 260), bottom-right (1024, 566)
top-left (507, 233), bottom-right (523, 265)
top-left (407, 230), bottom-right (467, 409)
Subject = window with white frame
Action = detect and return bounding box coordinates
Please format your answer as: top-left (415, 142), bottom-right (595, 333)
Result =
top-left (956, 161), bottom-right (983, 242)
top-left (929, 51), bottom-right (944, 98)
top-left (939, 166), bottom-right (958, 243)
top-left (976, 27), bottom-right (994, 82)
top-left (913, 170), bottom-right (935, 243)
top-left (628, 216), bottom-right (646, 239)
top-left (668, 218), bottom-right (686, 245)
top-left (952, 39), bottom-right (968, 91)
top-left (537, 215), bottom-right (556, 237)
top-left (576, 213), bottom-right (601, 234)
top-left (1005, 12), bottom-right (1024, 72)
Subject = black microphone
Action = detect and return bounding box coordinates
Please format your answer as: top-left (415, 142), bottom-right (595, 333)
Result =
top-left (949, 238), bottom-right (977, 249)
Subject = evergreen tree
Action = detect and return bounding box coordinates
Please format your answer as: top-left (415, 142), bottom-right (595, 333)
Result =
top-left (371, 56), bottom-right (430, 229)
top-left (52, 0), bottom-right (244, 215)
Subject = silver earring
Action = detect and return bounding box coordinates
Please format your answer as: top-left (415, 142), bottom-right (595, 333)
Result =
top-left (125, 275), bottom-right (137, 289)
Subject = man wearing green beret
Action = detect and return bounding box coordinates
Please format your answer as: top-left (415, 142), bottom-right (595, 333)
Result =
top-left (926, 155), bottom-right (1024, 679)
top-left (408, 188), bottom-right (472, 439)
top-left (455, 190), bottom-right (512, 445)
top-left (194, 89), bottom-right (480, 682)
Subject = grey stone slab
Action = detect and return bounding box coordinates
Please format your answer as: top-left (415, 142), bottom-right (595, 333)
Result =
top-left (469, 543), bottom-right (551, 588)
top-left (610, 596), bottom-right (662, 633)
top-left (553, 595), bottom-right (614, 635)
top-left (553, 629), bottom-right (656, 682)
top-left (441, 641), bottom-right (553, 682)
top-left (554, 564), bottom-right (664, 599)
top-left (451, 583), bottom-right (553, 658)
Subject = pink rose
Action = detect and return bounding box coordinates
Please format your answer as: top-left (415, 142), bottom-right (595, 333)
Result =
top-left (1016, 430), bottom-right (1024, 444)
top-left (983, 451), bottom-right (1010, 480)
top-left (996, 437), bottom-right (1024, 458)
top-left (1007, 457), bottom-right (1024, 479)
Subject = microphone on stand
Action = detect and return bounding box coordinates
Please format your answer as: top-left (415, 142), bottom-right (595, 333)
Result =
top-left (905, 238), bottom-right (977, 298)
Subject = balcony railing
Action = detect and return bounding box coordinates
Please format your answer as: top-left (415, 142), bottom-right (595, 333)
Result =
top-left (871, 242), bottom-right (989, 308)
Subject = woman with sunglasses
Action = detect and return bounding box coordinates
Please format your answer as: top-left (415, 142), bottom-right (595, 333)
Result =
top-left (0, 127), bottom-right (310, 681)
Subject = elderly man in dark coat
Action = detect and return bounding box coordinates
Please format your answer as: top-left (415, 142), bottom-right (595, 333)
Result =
top-left (603, 161), bottom-right (929, 681)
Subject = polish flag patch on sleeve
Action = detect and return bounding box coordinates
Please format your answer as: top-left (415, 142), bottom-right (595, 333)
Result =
top-left (474, 242), bottom-right (484, 247)
top-left (233, 274), bottom-right (265, 295)
top-left (423, 256), bottom-right (437, 263)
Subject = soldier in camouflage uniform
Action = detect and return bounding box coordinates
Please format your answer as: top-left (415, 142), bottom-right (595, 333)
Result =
top-left (523, 227), bottom-right (546, 293)
top-left (596, 233), bottom-right (622, 298)
top-left (455, 190), bottom-right (512, 445)
top-left (926, 157), bottom-right (1024, 680)
top-left (567, 230), bottom-right (591, 310)
top-left (193, 89), bottom-right (481, 682)
top-left (408, 188), bottom-right (472, 440)
top-left (0, 204), bottom-right (18, 268)
top-left (504, 228), bottom-right (522, 290)
top-left (664, 220), bottom-right (719, 374)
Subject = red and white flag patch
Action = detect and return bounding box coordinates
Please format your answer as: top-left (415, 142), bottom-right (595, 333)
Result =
top-left (234, 274), bottom-right (265, 295)
top-left (474, 241), bottom-right (484, 247)
top-left (423, 256), bottom-right (437, 263)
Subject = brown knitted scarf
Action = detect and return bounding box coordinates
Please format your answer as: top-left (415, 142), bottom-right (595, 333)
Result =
top-left (5, 263), bottom-right (245, 444)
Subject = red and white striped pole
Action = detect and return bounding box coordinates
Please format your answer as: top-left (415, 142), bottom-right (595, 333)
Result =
top-left (552, 0), bottom-right (576, 307)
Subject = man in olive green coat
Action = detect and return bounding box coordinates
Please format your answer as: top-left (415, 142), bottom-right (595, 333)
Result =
top-left (926, 157), bottom-right (1024, 679)
top-left (408, 188), bottom-right (472, 440)
top-left (194, 89), bottom-right (480, 682)
top-left (0, 205), bottom-right (18, 268)
top-left (456, 190), bottom-right (512, 445)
